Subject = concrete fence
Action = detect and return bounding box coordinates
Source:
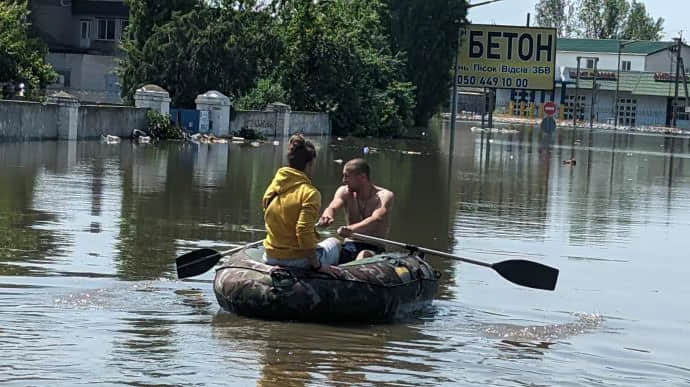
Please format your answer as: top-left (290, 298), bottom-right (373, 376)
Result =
top-left (0, 100), bottom-right (59, 141)
top-left (1, 85), bottom-right (331, 142)
top-left (0, 93), bottom-right (147, 141)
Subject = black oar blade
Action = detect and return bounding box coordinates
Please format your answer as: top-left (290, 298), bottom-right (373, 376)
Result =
top-left (492, 260), bottom-right (559, 291)
top-left (176, 248), bottom-right (222, 279)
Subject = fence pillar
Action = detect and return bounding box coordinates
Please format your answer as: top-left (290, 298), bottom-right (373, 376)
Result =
top-left (47, 91), bottom-right (80, 140)
top-left (267, 102), bottom-right (291, 137)
top-left (195, 90), bottom-right (231, 137)
top-left (134, 84), bottom-right (171, 115)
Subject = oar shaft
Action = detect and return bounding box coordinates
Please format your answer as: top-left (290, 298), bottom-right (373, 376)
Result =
top-left (219, 240), bottom-right (264, 257)
top-left (351, 233), bottom-right (491, 268)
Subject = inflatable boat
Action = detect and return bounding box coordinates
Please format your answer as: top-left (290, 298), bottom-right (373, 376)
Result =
top-left (213, 246), bottom-right (440, 322)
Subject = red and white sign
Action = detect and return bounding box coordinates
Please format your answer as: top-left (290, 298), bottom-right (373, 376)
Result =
top-left (544, 101), bottom-right (557, 117)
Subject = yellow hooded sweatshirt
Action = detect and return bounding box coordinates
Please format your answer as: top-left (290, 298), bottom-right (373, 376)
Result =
top-left (262, 167), bottom-right (321, 259)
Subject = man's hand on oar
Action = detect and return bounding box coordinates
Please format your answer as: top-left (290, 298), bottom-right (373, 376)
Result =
top-left (351, 233), bottom-right (559, 291)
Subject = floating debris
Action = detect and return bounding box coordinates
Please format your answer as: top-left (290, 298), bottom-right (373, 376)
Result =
top-left (333, 159), bottom-right (344, 164)
top-left (100, 134), bottom-right (121, 144)
top-left (272, 140), bottom-right (280, 146)
top-left (470, 126), bottom-right (519, 134)
top-left (562, 158), bottom-right (576, 166)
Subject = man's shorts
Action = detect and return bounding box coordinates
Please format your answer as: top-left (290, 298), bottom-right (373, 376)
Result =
top-left (263, 237), bottom-right (341, 269)
top-left (339, 241), bottom-right (385, 264)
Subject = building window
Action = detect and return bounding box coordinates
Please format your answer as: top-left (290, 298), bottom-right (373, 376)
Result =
top-left (564, 94), bottom-right (586, 121)
top-left (622, 60), bottom-right (632, 72)
top-left (120, 19), bottom-right (128, 40)
top-left (585, 58), bottom-right (596, 69)
top-left (80, 20), bottom-right (89, 39)
top-left (97, 18), bottom-right (116, 40)
top-left (617, 98), bottom-right (637, 126)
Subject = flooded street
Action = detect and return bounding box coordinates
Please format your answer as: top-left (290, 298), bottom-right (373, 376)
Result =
top-left (1, 122), bottom-right (689, 386)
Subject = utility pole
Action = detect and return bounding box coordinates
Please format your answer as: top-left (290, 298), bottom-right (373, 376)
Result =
top-left (449, 26), bottom-right (461, 156)
top-left (614, 41), bottom-right (623, 128)
top-left (573, 57), bottom-right (582, 127)
top-left (673, 37), bottom-right (682, 127)
top-left (590, 58), bottom-right (599, 129)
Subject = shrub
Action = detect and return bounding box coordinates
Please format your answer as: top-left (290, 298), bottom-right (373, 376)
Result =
top-left (146, 110), bottom-right (184, 139)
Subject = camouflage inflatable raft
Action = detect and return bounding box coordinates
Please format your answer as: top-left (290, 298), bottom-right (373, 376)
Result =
top-left (213, 246), bottom-right (440, 322)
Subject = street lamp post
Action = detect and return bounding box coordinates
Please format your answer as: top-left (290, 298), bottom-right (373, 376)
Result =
top-left (448, 0), bottom-right (504, 155)
top-left (614, 40), bottom-right (638, 128)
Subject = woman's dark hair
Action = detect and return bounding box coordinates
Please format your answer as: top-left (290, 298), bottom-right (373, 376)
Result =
top-left (287, 134), bottom-right (316, 171)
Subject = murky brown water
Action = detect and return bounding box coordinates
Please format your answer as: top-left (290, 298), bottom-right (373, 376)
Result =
top-left (1, 122), bottom-right (689, 385)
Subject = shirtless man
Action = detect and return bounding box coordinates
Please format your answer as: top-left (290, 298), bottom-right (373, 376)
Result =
top-left (319, 158), bottom-right (394, 263)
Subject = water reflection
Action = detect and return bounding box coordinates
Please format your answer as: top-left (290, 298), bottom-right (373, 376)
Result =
top-left (211, 313), bottom-right (451, 387)
top-left (1, 123), bottom-right (690, 385)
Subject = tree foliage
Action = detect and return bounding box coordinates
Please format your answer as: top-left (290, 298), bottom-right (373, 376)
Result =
top-left (234, 78), bottom-right (287, 111)
top-left (274, 0), bottom-right (415, 137)
top-left (536, 0), bottom-right (664, 40)
top-left (578, 0), bottom-right (629, 39)
top-left (119, 0), bottom-right (280, 107)
top-left (382, 0), bottom-right (468, 125)
top-left (535, 0), bottom-right (579, 38)
top-left (118, 0), bottom-right (473, 136)
top-left (0, 0), bottom-right (56, 95)
top-left (622, 1), bottom-right (664, 41)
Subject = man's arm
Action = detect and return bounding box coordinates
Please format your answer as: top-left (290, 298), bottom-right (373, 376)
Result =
top-left (319, 186), bottom-right (347, 226)
top-left (339, 190), bottom-right (393, 236)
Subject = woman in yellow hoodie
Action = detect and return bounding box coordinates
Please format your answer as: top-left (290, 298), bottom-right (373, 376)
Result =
top-left (262, 135), bottom-right (340, 271)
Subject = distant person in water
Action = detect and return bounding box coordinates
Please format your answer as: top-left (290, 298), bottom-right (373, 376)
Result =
top-left (319, 158), bottom-right (393, 263)
top-left (262, 134), bottom-right (340, 271)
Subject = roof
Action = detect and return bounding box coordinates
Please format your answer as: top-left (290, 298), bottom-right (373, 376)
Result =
top-left (558, 38), bottom-right (677, 55)
top-left (563, 69), bottom-right (683, 97)
top-left (72, 0), bottom-right (128, 17)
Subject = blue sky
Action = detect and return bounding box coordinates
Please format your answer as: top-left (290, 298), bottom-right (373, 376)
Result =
top-left (468, 0), bottom-right (683, 41)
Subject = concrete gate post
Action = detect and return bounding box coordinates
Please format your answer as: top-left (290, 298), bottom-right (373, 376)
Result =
top-left (134, 84), bottom-right (171, 115)
top-left (195, 90), bottom-right (231, 137)
top-left (47, 91), bottom-right (80, 140)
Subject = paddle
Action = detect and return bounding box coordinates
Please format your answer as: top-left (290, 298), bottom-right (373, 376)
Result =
top-left (351, 233), bottom-right (559, 291)
top-left (176, 240), bottom-right (263, 279)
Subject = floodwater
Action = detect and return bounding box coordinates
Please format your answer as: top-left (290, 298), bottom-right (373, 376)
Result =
top-left (1, 122), bottom-right (689, 386)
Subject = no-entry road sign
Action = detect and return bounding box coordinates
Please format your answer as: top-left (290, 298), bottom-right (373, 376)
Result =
top-left (544, 101), bottom-right (556, 116)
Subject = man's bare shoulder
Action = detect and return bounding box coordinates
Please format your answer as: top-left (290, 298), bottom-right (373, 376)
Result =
top-left (335, 185), bottom-right (352, 198)
top-left (374, 186), bottom-right (394, 200)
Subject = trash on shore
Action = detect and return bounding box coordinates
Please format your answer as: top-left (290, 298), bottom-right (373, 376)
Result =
top-left (101, 134), bottom-right (121, 144)
top-left (470, 126), bottom-right (519, 134)
top-left (132, 129), bottom-right (151, 143)
top-left (189, 133), bottom-right (227, 144)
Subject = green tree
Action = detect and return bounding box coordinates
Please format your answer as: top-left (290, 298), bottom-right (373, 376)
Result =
top-left (622, 1), bottom-right (664, 40)
top-left (0, 0), bottom-right (56, 96)
top-left (119, 0), bottom-right (202, 102)
top-left (275, 0), bottom-right (415, 137)
top-left (382, 0), bottom-right (468, 125)
top-left (119, 0), bottom-right (280, 106)
top-left (535, 0), bottom-right (580, 38)
top-left (578, 0), bottom-right (628, 39)
top-left (235, 78), bottom-right (287, 110)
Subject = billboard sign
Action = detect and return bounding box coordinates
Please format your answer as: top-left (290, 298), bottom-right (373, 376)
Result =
top-left (457, 24), bottom-right (557, 90)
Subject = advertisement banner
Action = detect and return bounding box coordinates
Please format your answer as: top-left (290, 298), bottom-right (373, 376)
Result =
top-left (457, 24), bottom-right (557, 90)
